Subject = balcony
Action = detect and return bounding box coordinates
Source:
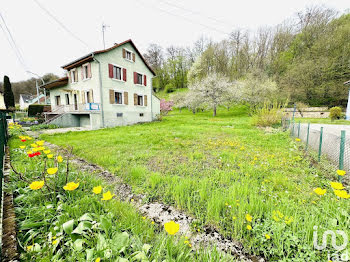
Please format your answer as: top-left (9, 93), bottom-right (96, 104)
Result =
top-left (49, 103), bottom-right (100, 114)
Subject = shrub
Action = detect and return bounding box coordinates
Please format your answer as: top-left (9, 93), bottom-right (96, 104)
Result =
top-left (164, 83), bottom-right (175, 93)
top-left (30, 124), bottom-right (59, 131)
top-left (160, 99), bottom-right (174, 116)
top-left (28, 104), bottom-right (45, 117)
top-left (329, 106), bottom-right (342, 121)
top-left (252, 101), bottom-right (286, 127)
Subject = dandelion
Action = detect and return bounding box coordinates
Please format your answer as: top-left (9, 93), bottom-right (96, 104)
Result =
top-left (295, 138), bottom-right (301, 142)
top-left (57, 155), bottom-right (63, 163)
top-left (130, 199), bottom-right (134, 202)
top-left (313, 188), bottom-right (326, 196)
top-left (47, 167), bottom-right (58, 175)
top-left (265, 234), bottom-right (271, 239)
top-left (246, 214), bottom-right (253, 222)
top-left (20, 145), bottom-right (25, 149)
top-left (29, 180), bottom-right (44, 190)
top-left (285, 216), bottom-right (294, 225)
top-left (27, 245), bottom-right (33, 251)
top-left (247, 225), bottom-right (252, 230)
top-left (232, 216), bottom-right (237, 220)
top-left (142, 216), bottom-right (146, 220)
top-left (336, 170), bottom-right (346, 176)
top-left (52, 240), bottom-right (58, 245)
top-left (164, 221), bottom-right (180, 235)
top-left (334, 190), bottom-right (350, 199)
top-left (184, 240), bottom-right (189, 244)
top-left (151, 221), bottom-right (155, 224)
top-left (101, 191), bottom-right (115, 200)
top-left (47, 154), bottom-right (54, 159)
top-left (63, 182), bottom-right (79, 191)
top-left (92, 186), bottom-right (102, 194)
top-left (330, 182), bottom-right (345, 190)
top-left (95, 258), bottom-right (101, 262)
top-left (43, 150), bottom-right (51, 154)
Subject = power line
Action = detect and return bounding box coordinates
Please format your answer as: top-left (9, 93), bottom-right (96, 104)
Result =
top-left (32, 0), bottom-right (90, 49)
top-left (158, 0), bottom-right (234, 29)
top-left (0, 12), bottom-right (28, 70)
top-left (134, 0), bottom-right (230, 36)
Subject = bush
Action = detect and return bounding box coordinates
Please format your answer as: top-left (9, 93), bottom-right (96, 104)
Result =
top-left (164, 83), bottom-right (175, 93)
top-left (329, 106), bottom-right (342, 121)
top-left (28, 104), bottom-right (45, 117)
top-left (30, 124), bottom-right (59, 131)
top-left (252, 101), bottom-right (286, 127)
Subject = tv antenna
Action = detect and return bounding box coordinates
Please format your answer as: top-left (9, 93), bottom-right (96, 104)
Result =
top-left (102, 23), bottom-right (110, 49)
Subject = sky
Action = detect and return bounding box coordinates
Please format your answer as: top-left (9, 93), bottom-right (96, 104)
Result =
top-left (1, 0), bottom-right (349, 82)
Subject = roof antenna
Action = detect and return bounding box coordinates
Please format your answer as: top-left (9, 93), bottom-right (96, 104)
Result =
top-left (102, 23), bottom-right (110, 49)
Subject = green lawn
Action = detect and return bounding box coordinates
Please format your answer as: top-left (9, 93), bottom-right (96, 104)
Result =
top-left (295, 117), bottom-right (350, 125)
top-left (42, 106), bottom-right (350, 261)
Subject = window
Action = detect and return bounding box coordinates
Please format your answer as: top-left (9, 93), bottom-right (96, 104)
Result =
top-left (86, 91), bottom-right (91, 103)
top-left (82, 63), bottom-right (91, 80)
top-left (116, 113), bottom-right (123, 117)
top-left (113, 66), bottom-right (122, 80)
top-left (115, 92), bottom-right (123, 104)
top-left (139, 113), bottom-right (144, 117)
top-left (137, 73), bottom-right (143, 85)
top-left (65, 94), bottom-right (70, 105)
top-left (55, 96), bottom-right (61, 106)
top-left (70, 69), bottom-right (78, 83)
top-left (137, 95), bottom-right (143, 106)
top-left (126, 50), bottom-right (131, 60)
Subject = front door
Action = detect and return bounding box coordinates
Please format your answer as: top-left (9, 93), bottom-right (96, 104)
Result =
top-left (74, 94), bottom-right (78, 110)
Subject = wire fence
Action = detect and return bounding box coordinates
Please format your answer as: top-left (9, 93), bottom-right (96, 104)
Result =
top-left (283, 118), bottom-right (349, 175)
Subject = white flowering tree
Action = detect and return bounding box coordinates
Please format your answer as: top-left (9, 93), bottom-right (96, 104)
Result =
top-left (187, 73), bottom-right (238, 116)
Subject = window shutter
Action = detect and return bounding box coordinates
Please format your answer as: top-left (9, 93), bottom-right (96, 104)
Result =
top-left (88, 63), bottom-right (92, 78)
top-left (109, 90), bottom-right (115, 104)
top-left (89, 89), bottom-right (93, 103)
top-left (132, 53), bottom-right (135, 62)
top-left (108, 64), bottom-right (113, 78)
top-left (122, 48), bottom-right (126, 58)
top-left (75, 70), bottom-right (78, 82)
top-left (134, 72), bottom-right (137, 84)
top-left (144, 75), bottom-right (147, 86)
top-left (81, 66), bottom-right (84, 80)
top-left (123, 68), bottom-right (127, 82)
top-left (67, 72), bottom-right (70, 83)
top-left (81, 91), bottom-right (86, 104)
top-left (124, 92), bottom-right (128, 105)
top-left (134, 93), bottom-right (138, 105)
top-left (144, 95), bottom-right (147, 106)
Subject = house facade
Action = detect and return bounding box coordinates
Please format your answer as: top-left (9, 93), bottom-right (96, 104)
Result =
top-left (43, 39), bottom-right (160, 129)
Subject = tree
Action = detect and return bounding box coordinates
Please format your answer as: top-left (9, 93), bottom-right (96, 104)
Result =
top-left (3, 75), bottom-right (15, 109)
top-left (187, 73), bottom-right (235, 116)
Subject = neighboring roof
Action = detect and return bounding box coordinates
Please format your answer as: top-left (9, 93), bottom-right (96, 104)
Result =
top-left (20, 94), bottom-right (34, 103)
top-left (30, 94), bottom-right (45, 104)
top-left (61, 39), bottom-right (156, 76)
top-left (41, 77), bottom-right (68, 90)
top-left (344, 80), bottom-right (350, 85)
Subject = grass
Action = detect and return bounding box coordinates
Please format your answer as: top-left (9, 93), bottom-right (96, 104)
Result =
top-left (41, 106), bottom-right (350, 261)
top-left (295, 117), bottom-right (350, 125)
top-left (9, 134), bottom-right (232, 261)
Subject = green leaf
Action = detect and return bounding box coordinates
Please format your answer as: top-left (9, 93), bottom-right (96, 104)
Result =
top-left (62, 219), bottom-right (75, 235)
top-left (132, 251), bottom-right (148, 261)
top-left (79, 213), bottom-right (93, 222)
top-left (142, 244), bottom-right (152, 254)
top-left (73, 239), bottom-right (85, 252)
top-left (72, 221), bottom-right (92, 234)
top-left (97, 234), bottom-right (107, 251)
top-left (116, 257), bottom-right (129, 262)
top-left (100, 216), bottom-right (112, 233)
top-left (111, 232), bottom-right (130, 252)
top-left (86, 248), bottom-right (95, 261)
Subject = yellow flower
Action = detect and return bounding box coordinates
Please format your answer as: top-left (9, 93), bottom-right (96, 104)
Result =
top-left (26, 136), bottom-right (32, 140)
top-left (246, 214), bottom-right (253, 222)
top-left (29, 180), bottom-right (44, 190)
top-left (31, 143), bottom-right (38, 148)
top-left (47, 154), bottom-right (54, 159)
top-left (334, 190), bottom-right (350, 199)
top-left (43, 150), bottom-right (51, 154)
top-left (142, 216), bottom-right (146, 220)
top-left (336, 170), bottom-right (346, 176)
top-left (36, 140), bottom-right (45, 146)
top-left (313, 188), bottom-right (326, 196)
top-left (232, 216), bottom-right (237, 220)
top-left (265, 234), bottom-right (271, 239)
top-left (27, 151), bottom-right (33, 154)
top-left (93, 186), bottom-right (102, 194)
top-left (164, 221), bottom-right (180, 235)
top-left (330, 182), bottom-right (344, 190)
top-left (151, 221), bottom-right (155, 224)
top-left (20, 145), bottom-right (25, 149)
top-left (52, 240), bottom-right (58, 245)
top-left (27, 245), bottom-right (33, 251)
top-left (32, 148), bottom-right (39, 152)
top-left (285, 216), bottom-right (294, 225)
top-left (295, 138), bottom-right (301, 142)
top-left (95, 258), bottom-right (101, 262)
top-left (63, 182), bottom-right (79, 191)
top-left (184, 240), bottom-right (189, 244)
top-left (247, 225), bottom-right (252, 230)
top-left (47, 167), bottom-right (58, 175)
top-left (57, 155), bottom-right (63, 163)
top-left (101, 191), bottom-right (115, 200)
top-left (37, 147), bottom-right (45, 151)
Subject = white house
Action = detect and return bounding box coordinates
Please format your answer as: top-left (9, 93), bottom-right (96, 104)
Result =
top-left (42, 39), bottom-right (160, 129)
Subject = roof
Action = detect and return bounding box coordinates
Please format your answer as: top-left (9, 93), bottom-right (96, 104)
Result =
top-left (20, 94), bottom-right (34, 103)
top-left (344, 80), bottom-right (350, 85)
top-left (41, 77), bottom-right (68, 90)
top-left (62, 39), bottom-right (156, 76)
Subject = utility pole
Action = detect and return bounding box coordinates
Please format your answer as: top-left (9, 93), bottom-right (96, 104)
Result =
top-left (102, 23), bottom-right (110, 49)
top-left (26, 71), bottom-right (45, 104)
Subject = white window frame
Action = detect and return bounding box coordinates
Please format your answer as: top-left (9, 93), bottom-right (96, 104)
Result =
top-left (135, 93), bottom-right (144, 107)
top-left (111, 63), bottom-right (126, 82)
top-left (112, 90), bottom-right (126, 106)
top-left (82, 89), bottom-right (93, 104)
top-left (82, 63), bottom-right (91, 80)
top-left (70, 68), bottom-right (78, 83)
top-left (124, 48), bottom-right (134, 62)
top-left (65, 93), bottom-right (70, 105)
top-left (135, 71), bottom-right (144, 86)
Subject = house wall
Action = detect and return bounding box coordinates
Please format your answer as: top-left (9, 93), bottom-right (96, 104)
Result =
top-left (151, 95), bottom-right (160, 119)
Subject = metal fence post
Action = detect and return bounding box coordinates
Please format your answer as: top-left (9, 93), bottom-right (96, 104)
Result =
top-left (318, 127), bottom-right (323, 162)
top-left (306, 123), bottom-right (310, 151)
top-left (297, 121), bottom-right (301, 138)
top-left (339, 130), bottom-right (345, 182)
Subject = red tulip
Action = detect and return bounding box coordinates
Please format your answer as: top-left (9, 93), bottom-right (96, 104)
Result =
top-left (21, 139), bottom-right (26, 142)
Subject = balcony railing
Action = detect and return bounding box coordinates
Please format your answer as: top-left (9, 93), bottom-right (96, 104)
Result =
top-left (50, 103), bottom-right (100, 114)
